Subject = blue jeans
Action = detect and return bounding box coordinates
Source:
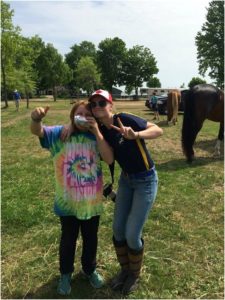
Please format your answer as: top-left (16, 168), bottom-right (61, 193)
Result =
top-left (113, 169), bottom-right (158, 250)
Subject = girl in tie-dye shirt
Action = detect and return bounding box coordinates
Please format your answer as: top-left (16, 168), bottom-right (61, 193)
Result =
top-left (30, 101), bottom-right (113, 295)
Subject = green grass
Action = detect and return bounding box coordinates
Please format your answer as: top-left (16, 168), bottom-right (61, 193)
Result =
top-left (1, 99), bottom-right (224, 299)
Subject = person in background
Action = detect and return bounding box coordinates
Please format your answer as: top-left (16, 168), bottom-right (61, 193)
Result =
top-left (30, 101), bottom-right (113, 296)
top-left (88, 89), bottom-right (163, 295)
top-left (13, 89), bottom-right (21, 112)
top-left (151, 92), bottom-right (160, 121)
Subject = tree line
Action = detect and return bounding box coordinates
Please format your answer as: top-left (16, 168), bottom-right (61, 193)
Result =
top-left (1, 1), bottom-right (161, 107)
top-left (1, 1), bottom-right (223, 108)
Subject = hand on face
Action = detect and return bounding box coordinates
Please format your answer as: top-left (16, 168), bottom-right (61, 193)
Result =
top-left (74, 107), bottom-right (99, 134)
top-left (86, 116), bottom-right (99, 134)
top-left (74, 115), bottom-right (100, 136)
top-left (110, 117), bottom-right (138, 140)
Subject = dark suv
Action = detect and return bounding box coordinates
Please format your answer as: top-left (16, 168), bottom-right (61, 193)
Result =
top-left (145, 90), bottom-right (188, 115)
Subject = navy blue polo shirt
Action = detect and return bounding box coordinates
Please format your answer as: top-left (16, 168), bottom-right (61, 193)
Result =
top-left (100, 113), bottom-right (154, 174)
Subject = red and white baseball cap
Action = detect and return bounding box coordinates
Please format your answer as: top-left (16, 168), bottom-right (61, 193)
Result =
top-left (89, 89), bottom-right (113, 103)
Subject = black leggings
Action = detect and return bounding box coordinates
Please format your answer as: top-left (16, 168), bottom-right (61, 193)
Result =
top-left (59, 215), bottom-right (100, 275)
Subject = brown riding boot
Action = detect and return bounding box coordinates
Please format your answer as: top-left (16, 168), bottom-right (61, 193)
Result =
top-left (110, 237), bottom-right (130, 291)
top-left (122, 242), bottom-right (144, 295)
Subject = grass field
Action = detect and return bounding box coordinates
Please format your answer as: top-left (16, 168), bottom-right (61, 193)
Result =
top-left (1, 99), bottom-right (224, 299)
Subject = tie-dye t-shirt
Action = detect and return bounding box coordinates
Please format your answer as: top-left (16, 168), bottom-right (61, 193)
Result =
top-left (40, 126), bottom-right (103, 220)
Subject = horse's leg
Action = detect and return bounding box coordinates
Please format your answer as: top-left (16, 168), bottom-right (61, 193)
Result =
top-left (167, 93), bottom-right (172, 125)
top-left (172, 116), bottom-right (177, 125)
top-left (214, 140), bottom-right (221, 156)
top-left (172, 97), bottom-right (178, 125)
top-left (171, 92), bottom-right (176, 125)
top-left (167, 107), bottom-right (171, 125)
top-left (173, 112), bottom-right (178, 125)
top-left (185, 119), bottom-right (205, 163)
top-left (176, 94), bottom-right (180, 124)
top-left (214, 123), bottom-right (224, 156)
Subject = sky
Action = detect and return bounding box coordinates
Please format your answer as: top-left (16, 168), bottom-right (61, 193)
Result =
top-left (7, 0), bottom-right (212, 89)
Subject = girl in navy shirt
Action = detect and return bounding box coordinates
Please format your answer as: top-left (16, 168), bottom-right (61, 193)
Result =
top-left (89, 90), bottom-right (163, 295)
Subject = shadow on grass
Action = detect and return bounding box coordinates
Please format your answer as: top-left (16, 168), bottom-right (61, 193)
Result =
top-left (141, 111), bottom-right (179, 128)
top-left (24, 272), bottom-right (125, 299)
top-left (153, 120), bottom-right (169, 127)
top-left (142, 113), bottom-right (169, 127)
top-left (157, 155), bottom-right (224, 172)
top-left (195, 138), bottom-right (224, 151)
top-left (141, 109), bottom-right (153, 116)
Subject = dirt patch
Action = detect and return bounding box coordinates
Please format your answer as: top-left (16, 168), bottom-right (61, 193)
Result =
top-left (1, 112), bottom-right (31, 128)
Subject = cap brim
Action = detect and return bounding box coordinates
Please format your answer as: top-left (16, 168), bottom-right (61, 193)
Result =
top-left (89, 94), bottom-right (112, 103)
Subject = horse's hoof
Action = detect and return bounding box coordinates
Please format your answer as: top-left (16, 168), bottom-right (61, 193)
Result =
top-left (213, 151), bottom-right (221, 157)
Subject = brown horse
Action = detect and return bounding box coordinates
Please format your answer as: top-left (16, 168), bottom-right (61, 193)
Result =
top-left (182, 84), bottom-right (224, 162)
top-left (167, 90), bottom-right (181, 125)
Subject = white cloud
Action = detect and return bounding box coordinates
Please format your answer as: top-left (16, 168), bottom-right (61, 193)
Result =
top-left (7, 0), bottom-right (211, 87)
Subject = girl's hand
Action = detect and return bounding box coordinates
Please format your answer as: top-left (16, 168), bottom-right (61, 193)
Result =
top-left (86, 117), bottom-right (100, 135)
top-left (31, 106), bottom-right (49, 121)
top-left (110, 117), bottom-right (138, 140)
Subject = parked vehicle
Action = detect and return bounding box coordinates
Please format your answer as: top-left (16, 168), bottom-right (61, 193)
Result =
top-left (145, 94), bottom-right (168, 114)
top-left (154, 94), bottom-right (168, 114)
top-left (145, 90), bottom-right (188, 115)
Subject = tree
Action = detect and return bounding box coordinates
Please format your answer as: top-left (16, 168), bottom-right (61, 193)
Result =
top-left (97, 37), bottom-right (126, 93)
top-left (125, 85), bottom-right (133, 96)
top-left (79, 41), bottom-right (97, 62)
top-left (11, 35), bottom-right (43, 108)
top-left (195, 1), bottom-right (224, 87)
top-left (1, 1), bottom-right (21, 107)
top-left (188, 77), bottom-right (206, 88)
top-left (37, 43), bottom-right (71, 101)
top-left (7, 68), bottom-right (36, 108)
top-left (147, 76), bottom-right (161, 88)
top-left (76, 57), bottom-right (100, 95)
top-left (66, 41), bottom-right (97, 69)
top-left (65, 41), bottom-right (96, 94)
top-left (122, 45), bottom-right (158, 99)
top-left (1, 2), bottom-right (42, 108)
top-left (26, 35), bottom-right (45, 96)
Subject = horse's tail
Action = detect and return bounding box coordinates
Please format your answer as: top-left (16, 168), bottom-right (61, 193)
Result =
top-left (181, 89), bottom-right (197, 162)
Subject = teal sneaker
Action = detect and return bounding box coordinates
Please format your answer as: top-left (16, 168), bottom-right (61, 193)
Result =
top-left (87, 270), bottom-right (104, 288)
top-left (57, 273), bottom-right (72, 295)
